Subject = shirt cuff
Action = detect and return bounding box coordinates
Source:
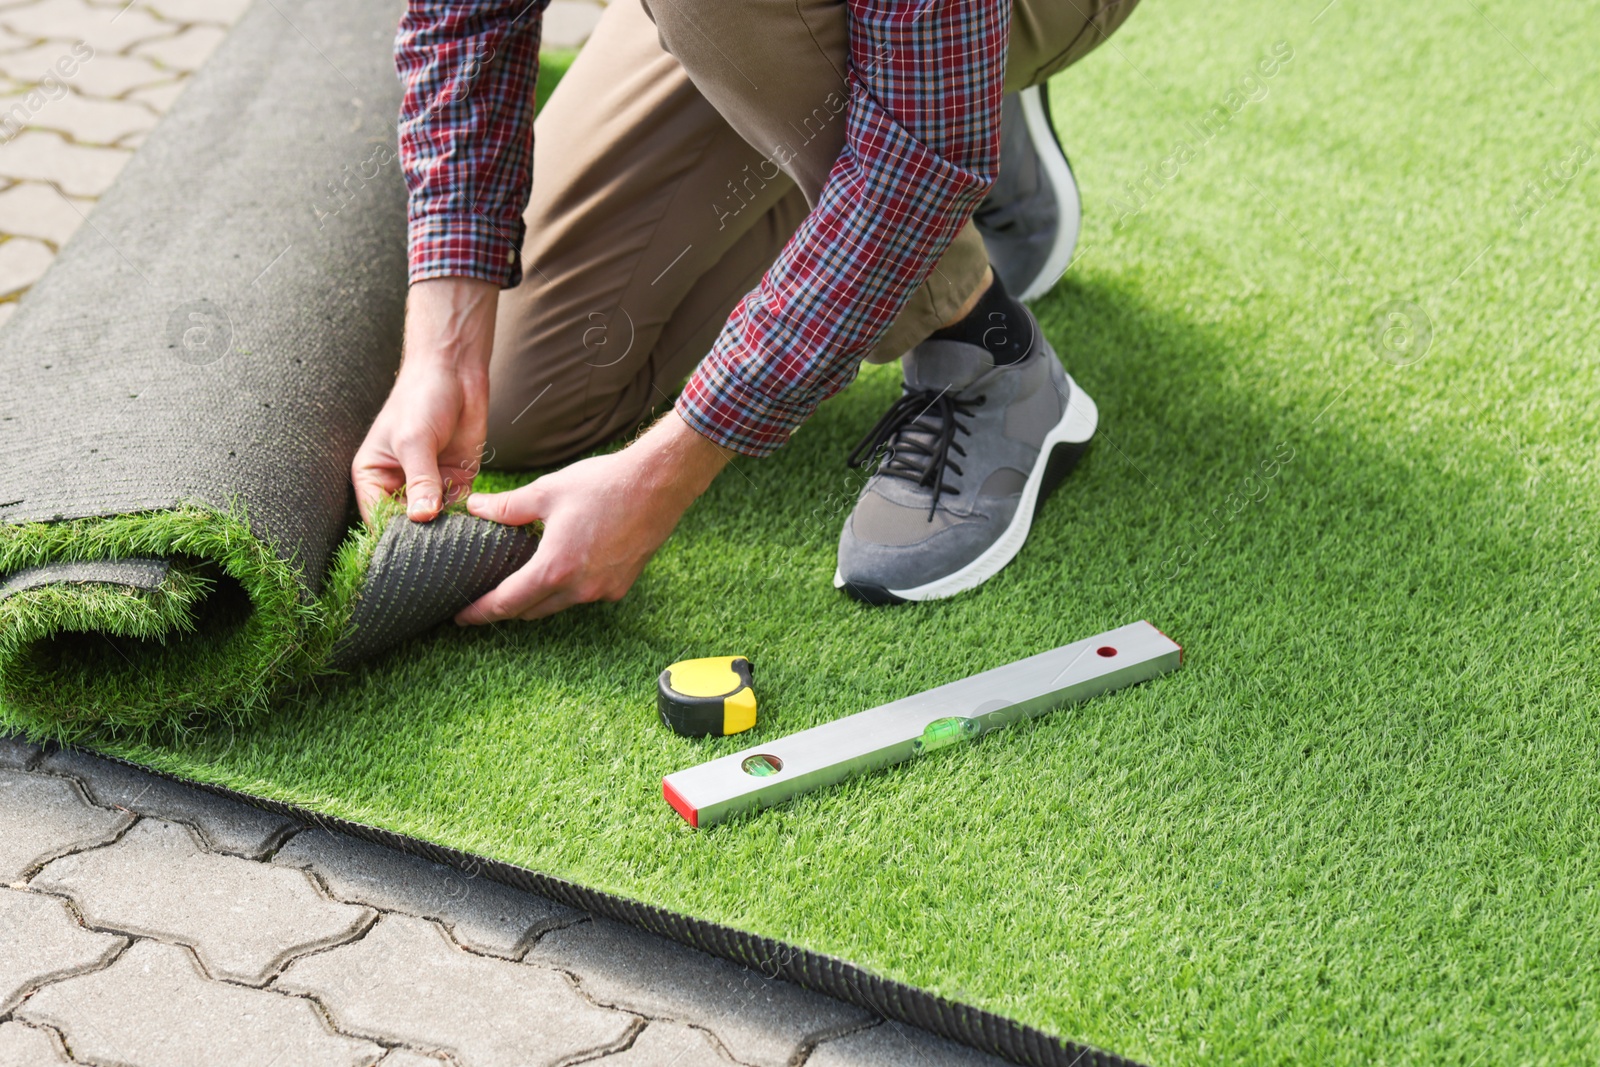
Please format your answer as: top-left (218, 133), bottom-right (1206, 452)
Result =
top-left (407, 212), bottom-right (525, 289)
top-left (676, 347), bottom-right (849, 459)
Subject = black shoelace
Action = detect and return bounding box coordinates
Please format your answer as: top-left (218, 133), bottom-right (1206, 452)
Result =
top-left (846, 388), bottom-right (985, 521)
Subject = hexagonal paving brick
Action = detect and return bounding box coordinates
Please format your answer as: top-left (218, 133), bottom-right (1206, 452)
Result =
top-left (0, 768), bottom-right (130, 881)
top-left (0, 887), bottom-right (125, 1011)
top-left (132, 23), bottom-right (225, 73)
top-left (0, 235), bottom-right (52, 294)
top-left (0, 1022), bottom-right (70, 1067)
top-left (277, 913), bottom-right (635, 1067)
top-left (32, 818), bottom-right (373, 985)
top-left (274, 829), bottom-right (579, 958)
top-left (591, 1020), bottom-right (734, 1065)
top-left (0, 130), bottom-right (129, 197)
top-left (41, 749), bottom-right (296, 858)
top-left (808, 1023), bottom-right (1014, 1067)
top-left (528, 919), bottom-right (871, 1067)
top-left (18, 939), bottom-right (384, 1067)
top-left (0, 180), bottom-right (93, 245)
top-left (0, 89), bottom-right (157, 145)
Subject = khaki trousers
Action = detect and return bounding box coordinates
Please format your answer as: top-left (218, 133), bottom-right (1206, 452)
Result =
top-left (486, 0), bottom-right (1139, 468)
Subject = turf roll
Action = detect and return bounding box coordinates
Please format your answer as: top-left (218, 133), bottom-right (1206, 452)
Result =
top-left (0, 0), bottom-right (534, 736)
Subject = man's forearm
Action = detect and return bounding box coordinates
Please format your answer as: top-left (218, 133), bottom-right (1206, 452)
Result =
top-left (402, 277), bottom-right (499, 377)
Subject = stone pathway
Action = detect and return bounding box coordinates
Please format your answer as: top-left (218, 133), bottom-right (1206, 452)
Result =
top-left (1, 736), bottom-right (1005, 1066)
top-left (0, 2), bottom-right (1011, 1064)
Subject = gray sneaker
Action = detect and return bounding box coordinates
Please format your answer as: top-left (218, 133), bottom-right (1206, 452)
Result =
top-left (974, 85), bottom-right (1082, 302)
top-left (834, 312), bottom-right (1097, 605)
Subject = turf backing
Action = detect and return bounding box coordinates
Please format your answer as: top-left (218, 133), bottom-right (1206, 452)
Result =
top-left (10, 6), bottom-right (1600, 1065)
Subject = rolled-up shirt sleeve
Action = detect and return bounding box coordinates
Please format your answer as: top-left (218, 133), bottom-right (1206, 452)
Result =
top-left (395, 0), bottom-right (546, 289)
top-left (676, 0), bottom-right (1009, 457)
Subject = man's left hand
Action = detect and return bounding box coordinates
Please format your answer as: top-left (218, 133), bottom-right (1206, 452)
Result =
top-left (455, 410), bottom-right (730, 623)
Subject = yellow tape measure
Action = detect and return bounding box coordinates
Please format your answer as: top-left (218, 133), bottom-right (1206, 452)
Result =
top-left (658, 656), bottom-right (757, 738)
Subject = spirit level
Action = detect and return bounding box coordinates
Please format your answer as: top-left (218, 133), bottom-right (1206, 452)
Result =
top-left (662, 620), bottom-right (1181, 828)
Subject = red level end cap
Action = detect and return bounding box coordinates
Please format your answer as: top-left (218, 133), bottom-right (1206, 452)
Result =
top-left (662, 778), bottom-right (698, 828)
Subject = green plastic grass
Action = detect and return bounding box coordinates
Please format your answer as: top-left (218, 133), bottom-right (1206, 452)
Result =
top-left (6, 13), bottom-right (1600, 1065)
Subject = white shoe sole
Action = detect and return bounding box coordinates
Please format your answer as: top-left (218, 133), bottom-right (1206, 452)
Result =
top-left (833, 375), bottom-right (1098, 603)
top-left (1016, 85), bottom-right (1082, 303)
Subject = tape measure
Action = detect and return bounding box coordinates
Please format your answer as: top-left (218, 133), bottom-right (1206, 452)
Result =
top-left (658, 656), bottom-right (757, 738)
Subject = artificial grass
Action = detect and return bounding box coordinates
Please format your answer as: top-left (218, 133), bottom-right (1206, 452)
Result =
top-left (0, 503), bottom-right (396, 736)
top-left (6, 6), bottom-right (1600, 1064)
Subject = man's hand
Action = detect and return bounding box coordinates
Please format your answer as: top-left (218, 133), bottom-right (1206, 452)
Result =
top-left (353, 277), bottom-right (499, 523)
top-left (455, 411), bottom-right (731, 623)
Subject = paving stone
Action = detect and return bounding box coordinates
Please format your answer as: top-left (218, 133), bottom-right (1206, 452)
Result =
top-left (0, 129), bottom-right (128, 196)
top-left (377, 1050), bottom-right (452, 1067)
top-left (139, 0), bottom-right (252, 26)
top-left (808, 1023), bottom-right (1013, 1067)
top-left (0, 234), bottom-right (50, 293)
top-left (0, 888), bottom-right (124, 1012)
top-left (542, 0), bottom-right (603, 49)
top-left (275, 829), bottom-right (579, 958)
top-left (18, 939), bottom-right (384, 1067)
top-left (529, 919), bottom-right (871, 1067)
top-left (591, 1020), bottom-right (733, 1066)
top-left (277, 913), bottom-right (634, 1067)
top-left (41, 748), bottom-right (296, 858)
top-left (0, 1022), bottom-right (70, 1067)
top-left (0, 88), bottom-right (156, 144)
top-left (2, 0), bottom-right (173, 54)
top-left (32, 818), bottom-right (372, 985)
top-left (0, 734), bottom-right (39, 770)
top-left (132, 22), bottom-right (223, 72)
top-left (0, 44), bottom-right (166, 98)
top-left (123, 76), bottom-right (179, 111)
top-left (0, 768), bottom-right (130, 881)
top-left (0, 182), bottom-right (94, 248)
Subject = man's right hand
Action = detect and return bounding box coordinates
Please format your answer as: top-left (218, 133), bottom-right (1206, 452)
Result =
top-left (353, 276), bottom-right (499, 524)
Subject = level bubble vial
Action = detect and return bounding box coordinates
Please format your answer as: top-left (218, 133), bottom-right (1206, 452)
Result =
top-left (741, 754), bottom-right (783, 777)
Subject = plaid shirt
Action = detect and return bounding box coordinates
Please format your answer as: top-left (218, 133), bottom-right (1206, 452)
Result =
top-left (396, 0), bottom-right (1008, 457)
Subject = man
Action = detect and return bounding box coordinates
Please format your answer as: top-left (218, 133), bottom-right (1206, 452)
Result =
top-left (352, 0), bottom-right (1139, 623)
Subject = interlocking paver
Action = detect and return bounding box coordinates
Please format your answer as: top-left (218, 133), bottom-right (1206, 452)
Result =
top-left (131, 22), bottom-right (223, 72)
top-left (275, 829), bottom-right (579, 958)
top-left (41, 748), bottom-right (296, 857)
top-left (32, 818), bottom-right (373, 985)
top-left (0, 1021), bottom-right (70, 1067)
top-left (0, 129), bottom-right (127, 196)
top-left (2, 0), bottom-right (172, 54)
top-left (277, 912), bottom-right (635, 1067)
top-left (0, 734), bottom-right (39, 770)
top-left (0, 887), bottom-right (124, 1011)
top-left (809, 1022), bottom-right (1013, 1067)
top-left (0, 45), bottom-right (166, 97)
top-left (139, 0), bottom-right (252, 26)
top-left (18, 938), bottom-right (384, 1067)
top-left (0, 767), bottom-right (129, 880)
top-left (528, 919), bottom-right (872, 1067)
top-left (0, 89), bottom-right (156, 144)
top-left (377, 1050), bottom-right (452, 1067)
top-left (591, 1020), bottom-right (733, 1065)
top-left (0, 233), bottom-right (50, 292)
top-left (0, 183), bottom-right (94, 248)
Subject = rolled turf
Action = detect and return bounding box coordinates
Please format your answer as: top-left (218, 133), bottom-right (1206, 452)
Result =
top-left (7, 0), bottom-right (1600, 1064)
top-left (0, 0), bottom-right (536, 738)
